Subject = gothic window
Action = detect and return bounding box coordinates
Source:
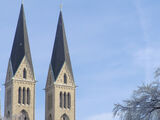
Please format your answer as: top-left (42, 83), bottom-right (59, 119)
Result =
top-left (27, 88), bottom-right (30, 105)
top-left (60, 92), bottom-right (63, 108)
top-left (48, 114), bottom-right (52, 120)
top-left (64, 92), bottom-right (66, 108)
top-left (67, 93), bottom-right (71, 109)
top-left (23, 87), bottom-right (26, 104)
top-left (18, 87), bottom-right (21, 104)
top-left (64, 74), bottom-right (67, 84)
top-left (23, 68), bottom-right (27, 79)
top-left (20, 110), bottom-right (29, 120)
top-left (61, 114), bottom-right (69, 120)
top-left (7, 111), bottom-right (10, 118)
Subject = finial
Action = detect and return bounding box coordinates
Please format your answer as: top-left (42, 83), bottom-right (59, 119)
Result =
top-left (60, 4), bottom-right (63, 11)
top-left (21, 0), bottom-right (24, 5)
top-left (60, 0), bottom-right (63, 11)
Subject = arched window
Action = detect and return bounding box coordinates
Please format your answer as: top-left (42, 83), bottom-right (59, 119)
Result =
top-left (18, 87), bottom-right (21, 104)
top-left (48, 114), bottom-right (52, 120)
top-left (23, 87), bottom-right (26, 104)
top-left (67, 93), bottom-right (71, 109)
top-left (20, 110), bottom-right (29, 120)
top-left (61, 114), bottom-right (69, 120)
top-left (27, 88), bottom-right (30, 105)
top-left (64, 74), bottom-right (67, 84)
top-left (60, 92), bottom-right (63, 108)
top-left (23, 68), bottom-right (27, 79)
top-left (7, 111), bottom-right (10, 118)
top-left (64, 92), bottom-right (66, 108)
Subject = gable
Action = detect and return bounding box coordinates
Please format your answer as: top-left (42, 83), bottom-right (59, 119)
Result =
top-left (12, 56), bottom-right (35, 81)
top-left (54, 62), bottom-right (75, 86)
top-left (46, 64), bottom-right (55, 89)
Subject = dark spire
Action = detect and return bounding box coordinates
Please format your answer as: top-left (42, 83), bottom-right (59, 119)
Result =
top-left (51, 11), bottom-right (74, 80)
top-left (10, 4), bottom-right (33, 75)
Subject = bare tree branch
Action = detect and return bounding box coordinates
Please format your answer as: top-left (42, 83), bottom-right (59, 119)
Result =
top-left (113, 73), bottom-right (160, 120)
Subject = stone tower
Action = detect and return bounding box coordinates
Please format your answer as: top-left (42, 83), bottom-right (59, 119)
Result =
top-left (4, 4), bottom-right (36, 120)
top-left (45, 11), bottom-right (76, 120)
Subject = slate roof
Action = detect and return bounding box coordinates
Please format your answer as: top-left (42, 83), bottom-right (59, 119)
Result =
top-left (10, 4), bottom-right (34, 75)
top-left (51, 11), bottom-right (74, 80)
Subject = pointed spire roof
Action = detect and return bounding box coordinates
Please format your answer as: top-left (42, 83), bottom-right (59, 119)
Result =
top-left (10, 4), bottom-right (33, 75)
top-left (51, 11), bottom-right (74, 80)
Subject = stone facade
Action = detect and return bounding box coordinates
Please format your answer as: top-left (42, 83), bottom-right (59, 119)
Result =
top-left (45, 63), bottom-right (76, 120)
top-left (45, 11), bottom-right (76, 120)
top-left (5, 57), bottom-right (36, 120)
top-left (4, 4), bottom-right (36, 120)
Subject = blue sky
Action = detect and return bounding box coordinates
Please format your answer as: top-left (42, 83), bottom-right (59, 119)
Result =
top-left (0, 0), bottom-right (160, 120)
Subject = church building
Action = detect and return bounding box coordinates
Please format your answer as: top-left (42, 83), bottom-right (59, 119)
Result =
top-left (3, 3), bottom-right (76, 120)
top-left (45, 9), bottom-right (76, 120)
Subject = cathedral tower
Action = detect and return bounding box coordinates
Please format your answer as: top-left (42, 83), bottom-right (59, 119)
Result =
top-left (4, 4), bottom-right (36, 120)
top-left (45, 11), bottom-right (76, 120)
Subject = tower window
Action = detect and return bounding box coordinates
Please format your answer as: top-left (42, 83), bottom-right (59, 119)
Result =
top-left (20, 110), bottom-right (29, 120)
top-left (67, 93), bottom-right (71, 109)
top-left (64, 92), bottom-right (66, 108)
top-left (23, 87), bottom-right (26, 104)
top-left (7, 111), bottom-right (10, 118)
top-left (64, 74), bottom-right (67, 84)
top-left (60, 92), bottom-right (63, 108)
top-left (18, 87), bottom-right (21, 104)
top-left (23, 68), bottom-right (27, 79)
top-left (27, 88), bottom-right (30, 105)
top-left (48, 114), bottom-right (52, 120)
top-left (61, 114), bottom-right (69, 120)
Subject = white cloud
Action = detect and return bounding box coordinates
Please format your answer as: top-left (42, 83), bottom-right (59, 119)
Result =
top-left (86, 113), bottom-right (118, 120)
